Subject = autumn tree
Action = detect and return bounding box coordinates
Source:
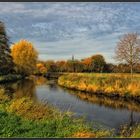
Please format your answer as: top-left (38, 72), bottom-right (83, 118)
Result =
top-left (11, 40), bottom-right (38, 75)
top-left (62, 60), bottom-right (73, 72)
top-left (36, 62), bottom-right (47, 75)
top-left (55, 61), bottom-right (66, 72)
top-left (0, 21), bottom-right (14, 75)
top-left (82, 57), bottom-right (93, 72)
top-left (115, 33), bottom-right (140, 76)
top-left (82, 54), bottom-right (106, 72)
top-left (73, 60), bottom-right (84, 72)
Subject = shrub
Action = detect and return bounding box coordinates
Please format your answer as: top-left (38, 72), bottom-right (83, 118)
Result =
top-left (7, 97), bottom-right (54, 120)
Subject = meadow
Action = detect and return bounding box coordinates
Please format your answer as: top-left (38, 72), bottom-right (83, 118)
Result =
top-left (58, 73), bottom-right (140, 101)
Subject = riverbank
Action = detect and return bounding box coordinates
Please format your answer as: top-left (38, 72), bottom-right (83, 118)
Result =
top-left (0, 74), bottom-right (23, 83)
top-left (58, 73), bottom-right (140, 102)
top-left (0, 87), bottom-right (112, 138)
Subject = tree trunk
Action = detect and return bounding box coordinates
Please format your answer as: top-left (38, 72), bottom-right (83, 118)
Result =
top-left (130, 64), bottom-right (133, 79)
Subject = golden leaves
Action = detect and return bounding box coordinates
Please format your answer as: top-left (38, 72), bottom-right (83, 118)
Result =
top-left (11, 40), bottom-right (38, 75)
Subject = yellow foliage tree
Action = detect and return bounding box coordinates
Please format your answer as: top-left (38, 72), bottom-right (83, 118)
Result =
top-left (36, 63), bottom-right (47, 75)
top-left (11, 40), bottom-right (38, 75)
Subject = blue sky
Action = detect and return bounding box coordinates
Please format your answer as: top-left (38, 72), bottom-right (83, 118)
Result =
top-left (0, 2), bottom-right (140, 63)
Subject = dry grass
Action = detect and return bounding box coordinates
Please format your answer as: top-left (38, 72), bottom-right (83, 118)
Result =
top-left (6, 97), bottom-right (55, 120)
top-left (58, 73), bottom-right (140, 99)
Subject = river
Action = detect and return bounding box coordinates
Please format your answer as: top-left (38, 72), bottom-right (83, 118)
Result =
top-left (1, 76), bottom-right (140, 133)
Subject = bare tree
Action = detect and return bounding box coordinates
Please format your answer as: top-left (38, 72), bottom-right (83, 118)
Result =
top-left (115, 33), bottom-right (140, 76)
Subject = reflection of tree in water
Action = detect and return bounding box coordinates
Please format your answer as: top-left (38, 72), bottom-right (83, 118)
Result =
top-left (62, 89), bottom-right (140, 113)
top-left (12, 79), bottom-right (36, 99)
top-left (118, 111), bottom-right (138, 137)
top-left (0, 79), bottom-right (36, 99)
top-left (47, 82), bottom-right (58, 90)
top-left (34, 76), bottom-right (58, 91)
top-left (0, 77), bottom-right (59, 100)
top-left (34, 76), bottom-right (48, 85)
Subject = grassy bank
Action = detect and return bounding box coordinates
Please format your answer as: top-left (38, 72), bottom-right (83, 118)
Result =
top-left (58, 73), bottom-right (140, 101)
top-left (0, 88), bottom-right (112, 138)
top-left (0, 74), bottom-right (23, 83)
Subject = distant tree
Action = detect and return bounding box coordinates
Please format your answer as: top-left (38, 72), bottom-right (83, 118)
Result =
top-left (91, 54), bottom-right (106, 73)
top-left (82, 54), bottom-right (106, 72)
top-left (134, 63), bottom-right (140, 73)
top-left (36, 62), bottom-right (47, 75)
top-left (116, 64), bottom-right (130, 73)
top-left (11, 40), bottom-right (38, 75)
top-left (65, 60), bottom-right (75, 72)
top-left (104, 63), bottom-right (115, 73)
top-left (74, 60), bottom-right (84, 72)
top-left (82, 57), bottom-right (93, 72)
top-left (55, 61), bottom-right (66, 72)
top-left (45, 60), bottom-right (56, 72)
top-left (55, 59), bottom-right (84, 73)
top-left (0, 21), bottom-right (14, 75)
top-left (115, 33), bottom-right (140, 76)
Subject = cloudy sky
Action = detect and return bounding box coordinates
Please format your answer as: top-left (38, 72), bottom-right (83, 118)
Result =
top-left (0, 2), bottom-right (140, 63)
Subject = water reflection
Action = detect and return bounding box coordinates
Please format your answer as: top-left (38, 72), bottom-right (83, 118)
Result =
top-left (0, 78), bottom-right (36, 99)
top-left (63, 89), bottom-right (140, 113)
top-left (13, 79), bottom-right (36, 98)
top-left (33, 76), bottom-right (58, 90)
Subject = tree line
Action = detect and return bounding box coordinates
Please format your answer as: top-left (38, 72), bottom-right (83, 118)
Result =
top-left (36, 56), bottom-right (140, 74)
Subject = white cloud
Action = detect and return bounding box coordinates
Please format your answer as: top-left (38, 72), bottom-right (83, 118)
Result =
top-left (0, 3), bottom-right (25, 13)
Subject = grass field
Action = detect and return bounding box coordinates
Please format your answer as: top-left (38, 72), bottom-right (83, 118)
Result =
top-left (58, 73), bottom-right (140, 100)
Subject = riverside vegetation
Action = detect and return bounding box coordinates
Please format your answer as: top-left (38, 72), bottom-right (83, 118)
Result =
top-left (58, 73), bottom-right (140, 101)
top-left (0, 87), bottom-right (112, 138)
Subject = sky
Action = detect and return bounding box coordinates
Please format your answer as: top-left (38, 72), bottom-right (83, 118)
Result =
top-left (0, 2), bottom-right (140, 63)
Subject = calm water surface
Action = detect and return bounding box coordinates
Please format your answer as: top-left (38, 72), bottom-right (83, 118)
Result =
top-left (2, 76), bottom-right (140, 132)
